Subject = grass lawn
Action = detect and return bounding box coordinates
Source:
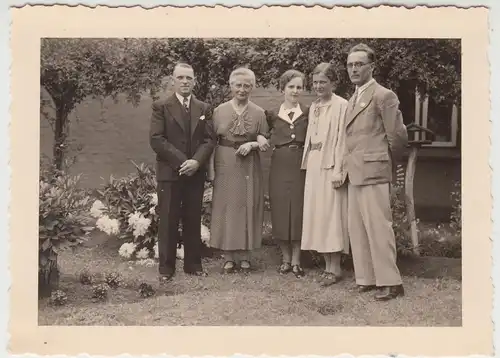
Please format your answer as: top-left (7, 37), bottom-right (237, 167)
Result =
top-left (39, 233), bottom-right (462, 326)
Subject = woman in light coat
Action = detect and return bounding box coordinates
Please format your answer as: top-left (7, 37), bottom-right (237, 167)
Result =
top-left (301, 62), bottom-right (349, 287)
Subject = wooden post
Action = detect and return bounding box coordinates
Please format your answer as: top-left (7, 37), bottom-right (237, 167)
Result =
top-left (404, 146), bottom-right (420, 255)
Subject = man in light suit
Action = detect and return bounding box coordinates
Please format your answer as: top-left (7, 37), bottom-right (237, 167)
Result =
top-left (343, 43), bottom-right (408, 301)
top-left (150, 63), bottom-right (216, 284)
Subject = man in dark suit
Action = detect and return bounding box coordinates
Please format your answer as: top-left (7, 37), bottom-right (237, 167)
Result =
top-left (150, 63), bottom-right (216, 283)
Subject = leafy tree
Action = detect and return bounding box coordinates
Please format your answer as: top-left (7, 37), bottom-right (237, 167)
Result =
top-left (41, 38), bottom-right (460, 170)
top-left (40, 38), bottom-right (158, 170)
top-left (249, 38), bottom-right (460, 104)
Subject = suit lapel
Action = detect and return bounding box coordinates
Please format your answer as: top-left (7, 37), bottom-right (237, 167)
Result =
top-left (346, 82), bottom-right (377, 127)
top-left (165, 94), bottom-right (186, 132)
top-left (190, 97), bottom-right (203, 137)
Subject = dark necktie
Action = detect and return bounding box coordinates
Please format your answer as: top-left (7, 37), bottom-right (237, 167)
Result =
top-left (288, 111), bottom-right (294, 120)
top-left (183, 96), bottom-right (189, 112)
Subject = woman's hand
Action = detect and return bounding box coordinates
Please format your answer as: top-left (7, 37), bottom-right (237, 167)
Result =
top-left (236, 142), bottom-right (256, 156)
top-left (257, 135), bottom-right (270, 152)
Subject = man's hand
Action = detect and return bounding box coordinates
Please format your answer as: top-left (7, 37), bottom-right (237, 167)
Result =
top-left (257, 135), bottom-right (270, 152)
top-left (332, 178), bottom-right (344, 189)
top-left (179, 159), bottom-right (200, 176)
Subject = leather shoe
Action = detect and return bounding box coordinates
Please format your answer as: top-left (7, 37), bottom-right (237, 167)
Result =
top-left (375, 285), bottom-right (404, 301)
top-left (159, 273), bottom-right (174, 284)
top-left (357, 284), bottom-right (376, 293)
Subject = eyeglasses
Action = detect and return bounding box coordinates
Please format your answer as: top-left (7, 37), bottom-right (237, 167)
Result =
top-left (346, 62), bottom-right (372, 69)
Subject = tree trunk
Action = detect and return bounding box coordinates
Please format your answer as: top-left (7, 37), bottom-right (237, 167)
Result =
top-left (53, 107), bottom-right (68, 171)
top-left (38, 249), bottom-right (60, 298)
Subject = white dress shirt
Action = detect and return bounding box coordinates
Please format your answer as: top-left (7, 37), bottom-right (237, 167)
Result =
top-left (278, 102), bottom-right (303, 123)
top-left (354, 78), bottom-right (375, 104)
top-left (176, 92), bottom-right (191, 107)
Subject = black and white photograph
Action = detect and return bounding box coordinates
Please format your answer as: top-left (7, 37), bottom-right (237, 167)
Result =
top-left (8, 4), bottom-right (492, 356)
top-left (37, 35), bottom-right (463, 325)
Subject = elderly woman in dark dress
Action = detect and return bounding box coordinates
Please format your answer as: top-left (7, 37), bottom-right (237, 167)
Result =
top-left (265, 70), bottom-right (309, 278)
top-left (208, 67), bottom-right (270, 274)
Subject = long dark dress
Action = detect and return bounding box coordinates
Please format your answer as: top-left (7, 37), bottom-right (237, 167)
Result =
top-left (266, 103), bottom-right (309, 242)
top-left (209, 100), bottom-right (269, 251)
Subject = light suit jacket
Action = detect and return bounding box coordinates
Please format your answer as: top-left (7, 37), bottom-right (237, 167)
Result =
top-left (343, 80), bottom-right (408, 186)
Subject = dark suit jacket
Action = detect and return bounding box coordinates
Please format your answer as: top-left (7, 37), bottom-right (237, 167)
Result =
top-left (265, 104), bottom-right (309, 147)
top-left (149, 94), bottom-right (216, 181)
top-left (344, 81), bottom-right (408, 186)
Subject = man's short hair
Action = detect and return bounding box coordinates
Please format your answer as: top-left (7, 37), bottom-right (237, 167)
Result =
top-left (348, 43), bottom-right (376, 63)
top-left (173, 62), bottom-right (195, 75)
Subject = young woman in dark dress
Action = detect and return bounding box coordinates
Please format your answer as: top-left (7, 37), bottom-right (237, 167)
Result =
top-left (266, 70), bottom-right (309, 278)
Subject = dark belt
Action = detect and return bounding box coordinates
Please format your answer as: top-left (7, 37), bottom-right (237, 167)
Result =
top-left (218, 138), bottom-right (250, 149)
top-left (275, 142), bottom-right (304, 149)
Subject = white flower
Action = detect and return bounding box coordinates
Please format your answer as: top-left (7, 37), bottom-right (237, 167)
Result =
top-left (90, 200), bottom-right (106, 218)
top-left (128, 212), bottom-right (151, 238)
top-left (176, 244), bottom-right (184, 260)
top-left (153, 242), bottom-right (159, 259)
top-left (96, 215), bottom-right (120, 236)
top-left (128, 211), bottom-right (142, 226)
top-left (133, 218), bottom-right (151, 238)
top-left (201, 224), bottom-right (210, 245)
top-left (200, 115), bottom-right (205, 121)
top-left (149, 206), bottom-right (156, 215)
top-left (149, 193), bottom-right (158, 206)
top-left (118, 242), bottom-right (137, 259)
top-left (136, 247), bottom-right (150, 260)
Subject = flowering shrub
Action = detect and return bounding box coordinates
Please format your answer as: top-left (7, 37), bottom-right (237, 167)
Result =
top-left (94, 163), bottom-right (211, 261)
top-left (78, 268), bottom-right (96, 285)
top-left (104, 271), bottom-right (123, 288)
top-left (139, 283), bottom-right (156, 298)
top-left (91, 283), bottom-right (109, 301)
top-left (389, 170), bottom-right (462, 258)
top-left (50, 290), bottom-right (68, 306)
top-left (39, 159), bottom-right (94, 297)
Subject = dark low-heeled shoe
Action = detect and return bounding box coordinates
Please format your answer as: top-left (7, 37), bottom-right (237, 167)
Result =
top-left (240, 260), bottom-right (251, 273)
top-left (319, 272), bottom-right (341, 287)
top-left (278, 262), bottom-right (292, 274)
top-left (292, 265), bottom-right (305, 278)
top-left (222, 261), bottom-right (236, 274)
